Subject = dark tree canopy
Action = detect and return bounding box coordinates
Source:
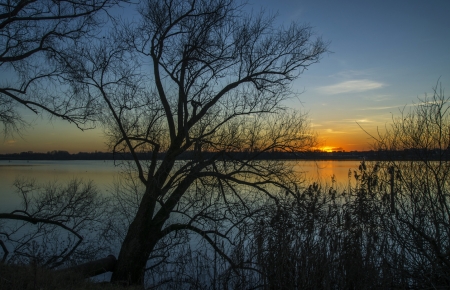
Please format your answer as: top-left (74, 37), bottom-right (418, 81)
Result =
top-left (59, 0), bottom-right (328, 285)
top-left (1, 0), bottom-right (328, 286)
top-left (0, 0), bottom-right (126, 135)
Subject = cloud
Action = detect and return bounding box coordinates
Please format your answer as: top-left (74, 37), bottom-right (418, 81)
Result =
top-left (357, 119), bottom-right (373, 124)
top-left (325, 129), bottom-right (346, 134)
top-left (6, 140), bottom-right (16, 145)
top-left (360, 100), bottom-right (449, 111)
top-left (318, 79), bottom-right (385, 95)
top-left (367, 94), bottom-right (392, 102)
top-left (358, 105), bottom-right (398, 111)
top-left (335, 118), bottom-right (373, 123)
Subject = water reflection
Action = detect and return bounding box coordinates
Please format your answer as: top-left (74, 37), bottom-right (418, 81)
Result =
top-left (0, 160), bottom-right (361, 211)
top-left (0, 160), bottom-right (120, 212)
top-left (294, 160), bottom-right (361, 185)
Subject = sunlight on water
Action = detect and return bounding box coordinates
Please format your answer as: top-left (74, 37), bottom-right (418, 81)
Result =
top-left (294, 160), bottom-right (361, 185)
top-left (0, 160), bottom-right (362, 212)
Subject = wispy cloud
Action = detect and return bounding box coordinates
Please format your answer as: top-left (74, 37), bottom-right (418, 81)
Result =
top-left (318, 79), bottom-right (385, 95)
top-left (325, 129), bottom-right (346, 134)
top-left (367, 94), bottom-right (392, 102)
top-left (355, 119), bottom-right (373, 123)
top-left (360, 100), bottom-right (450, 111)
top-left (334, 118), bottom-right (374, 123)
top-left (358, 105), bottom-right (399, 111)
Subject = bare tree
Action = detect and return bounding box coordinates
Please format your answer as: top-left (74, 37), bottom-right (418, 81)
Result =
top-left (370, 83), bottom-right (450, 286)
top-left (61, 0), bottom-right (327, 285)
top-left (0, 0), bottom-right (127, 135)
top-left (0, 178), bottom-right (109, 268)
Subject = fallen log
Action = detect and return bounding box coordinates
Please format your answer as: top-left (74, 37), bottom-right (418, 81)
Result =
top-left (57, 255), bottom-right (116, 278)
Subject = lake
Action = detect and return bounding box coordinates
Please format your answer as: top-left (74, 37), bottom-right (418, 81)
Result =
top-left (0, 160), bottom-right (362, 212)
top-left (0, 159), bottom-right (372, 284)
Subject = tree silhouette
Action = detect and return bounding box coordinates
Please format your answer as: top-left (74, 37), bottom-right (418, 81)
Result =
top-left (369, 83), bottom-right (450, 286)
top-left (58, 0), bottom-right (327, 285)
top-left (0, 0), bottom-right (127, 135)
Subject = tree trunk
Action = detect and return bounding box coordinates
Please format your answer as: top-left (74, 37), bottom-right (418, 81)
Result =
top-left (110, 151), bottom-right (183, 285)
top-left (110, 189), bottom-right (163, 286)
top-left (111, 217), bottom-right (162, 285)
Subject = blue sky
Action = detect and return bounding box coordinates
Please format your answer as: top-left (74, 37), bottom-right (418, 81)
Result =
top-left (2, 0), bottom-right (450, 153)
top-left (253, 0), bottom-right (450, 151)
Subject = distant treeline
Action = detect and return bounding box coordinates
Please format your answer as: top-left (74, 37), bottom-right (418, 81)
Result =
top-left (1, 148), bottom-right (450, 161)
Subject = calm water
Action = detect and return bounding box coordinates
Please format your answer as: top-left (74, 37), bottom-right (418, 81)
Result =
top-left (0, 160), bottom-right (120, 212)
top-left (0, 160), bottom-right (361, 212)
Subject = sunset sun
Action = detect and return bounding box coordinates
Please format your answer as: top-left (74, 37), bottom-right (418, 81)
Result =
top-left (318, 146), bottom-right (343, 152)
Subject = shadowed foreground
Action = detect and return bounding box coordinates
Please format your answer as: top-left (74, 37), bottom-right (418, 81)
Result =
top-left (0, 263), bottom-right (142, 290)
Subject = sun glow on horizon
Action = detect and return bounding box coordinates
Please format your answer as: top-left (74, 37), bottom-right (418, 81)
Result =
top-left (317, 146), bottom-right (345, 152)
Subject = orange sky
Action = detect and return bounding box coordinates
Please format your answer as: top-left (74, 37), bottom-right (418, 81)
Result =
top-left (1, 0), bottom-right (449, 154)
top-left (315, 122), bottom-right (381, 152)
top-left (0, 114), bottom-right (380, 154)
